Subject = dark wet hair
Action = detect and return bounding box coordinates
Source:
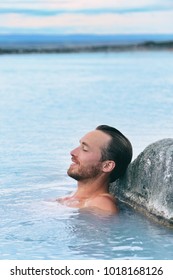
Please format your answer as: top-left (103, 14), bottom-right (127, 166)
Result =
top-left (96, 125), bottom-right (133, 183)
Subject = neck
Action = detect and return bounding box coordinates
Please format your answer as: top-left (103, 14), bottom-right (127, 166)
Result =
top-left (72, 176), bottom-right (109, 200)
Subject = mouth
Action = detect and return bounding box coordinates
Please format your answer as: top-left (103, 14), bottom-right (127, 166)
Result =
top-left (70, 157), bottom-right (79, 166)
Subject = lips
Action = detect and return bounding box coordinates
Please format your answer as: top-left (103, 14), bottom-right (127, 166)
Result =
top-left (70, 157), bottom-right (79, 167)
top-left (71, 157), bottom-right (79, 164)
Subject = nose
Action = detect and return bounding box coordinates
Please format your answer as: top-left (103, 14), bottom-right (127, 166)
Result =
top-left (70, 146), bottom-right (79, 157)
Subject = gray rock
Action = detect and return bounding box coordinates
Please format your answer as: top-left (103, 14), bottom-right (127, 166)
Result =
top-left (110, 138), bottom-right (173, 227)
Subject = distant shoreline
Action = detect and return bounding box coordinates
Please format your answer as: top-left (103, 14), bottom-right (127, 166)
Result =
top-left (0, 34), bottom-right (173, 54)
top-left (0, 41), bottom-right (173, 54)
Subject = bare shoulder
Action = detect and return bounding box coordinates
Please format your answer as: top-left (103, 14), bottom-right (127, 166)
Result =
top-left (86, 194), bottom-right (118, 214)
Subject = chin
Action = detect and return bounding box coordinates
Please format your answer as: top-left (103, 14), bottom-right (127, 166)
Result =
top-left (67, 166), bottom-right (77, 178)
top-left (67, 171), bottom-right (80, 181)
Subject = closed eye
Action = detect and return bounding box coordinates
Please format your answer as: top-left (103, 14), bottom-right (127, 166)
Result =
top-left (79, 140), bottom-right (90, 152)
top-left (81, 145), bottom-right (88, 152)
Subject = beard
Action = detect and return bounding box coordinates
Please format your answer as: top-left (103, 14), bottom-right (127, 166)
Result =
top-left (67, 162), bottom-right (102, 181)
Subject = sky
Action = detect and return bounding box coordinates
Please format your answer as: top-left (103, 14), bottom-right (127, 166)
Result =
top-left (0, 0), bottom-right (173, 35)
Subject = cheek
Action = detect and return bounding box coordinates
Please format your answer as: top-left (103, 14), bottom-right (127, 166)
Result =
top-left (81, 153), bottom-right (101, 165)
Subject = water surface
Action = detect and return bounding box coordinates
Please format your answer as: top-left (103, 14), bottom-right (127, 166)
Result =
top-left (0, 51), bottom-right (173, 259)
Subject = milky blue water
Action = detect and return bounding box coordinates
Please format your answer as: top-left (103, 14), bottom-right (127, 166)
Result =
top-left (0, 51), bottom-right (173, 260)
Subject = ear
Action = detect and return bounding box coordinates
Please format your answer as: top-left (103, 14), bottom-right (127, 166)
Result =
top-left (102, 160), bottom-right (116, 173)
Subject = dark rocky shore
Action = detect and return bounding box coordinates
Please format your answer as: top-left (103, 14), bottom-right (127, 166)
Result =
top-left (0, 42), bottom-right (173, 54)
top-left (110, 138), bottom-right (173, 228)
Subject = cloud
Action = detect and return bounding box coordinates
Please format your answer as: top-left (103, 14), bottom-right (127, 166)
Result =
top-left (0, 0), bottom-right (173, 34)
top-left (0, 5), bottom-right (172, 17)
top-left (1, 0), bottom-right (172, 11)
top-left (0, 10), bottom-right (173, 34)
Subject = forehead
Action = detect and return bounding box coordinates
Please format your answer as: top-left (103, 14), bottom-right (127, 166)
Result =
top-left (80, 130), bottom-right (111, 150)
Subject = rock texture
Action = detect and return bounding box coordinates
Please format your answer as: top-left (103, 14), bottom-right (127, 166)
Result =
top-left (110, 138), bottom-right (173, 227)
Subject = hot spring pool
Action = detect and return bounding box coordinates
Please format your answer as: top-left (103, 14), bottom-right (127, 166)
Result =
top-left (0, 52), bottom-right (173, 259)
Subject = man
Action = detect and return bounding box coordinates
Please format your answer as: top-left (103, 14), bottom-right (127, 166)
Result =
top-left (58, 125), bottom-right (132, 214)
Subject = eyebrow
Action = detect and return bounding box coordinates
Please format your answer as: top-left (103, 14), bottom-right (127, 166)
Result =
top-left (79, 140), bottom-right (90, 148)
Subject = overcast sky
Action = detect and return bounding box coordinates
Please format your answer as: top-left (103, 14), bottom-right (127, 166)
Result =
top-left (0, 0), bottom-right (173, 34)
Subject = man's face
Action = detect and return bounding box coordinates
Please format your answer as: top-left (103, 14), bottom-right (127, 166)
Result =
top-left (67, 130), bottom-right (111, 181)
